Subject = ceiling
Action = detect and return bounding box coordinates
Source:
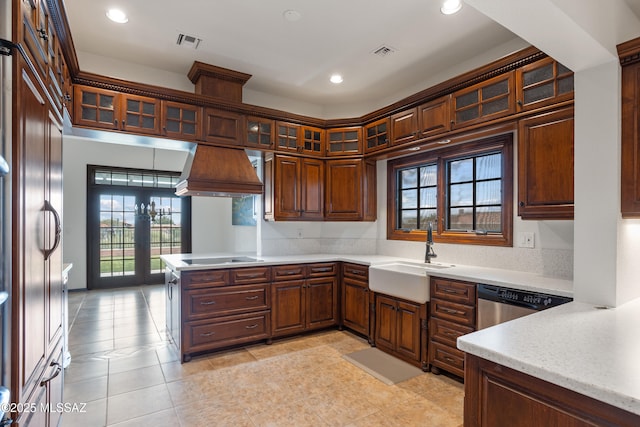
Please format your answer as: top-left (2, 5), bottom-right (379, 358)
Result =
top-left (63, 0), bottom-right (640, 115)
top-left (63, 0), bottom-right (520, 110)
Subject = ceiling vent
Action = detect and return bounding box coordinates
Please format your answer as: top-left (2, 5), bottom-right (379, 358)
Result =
top-left (372, 44), bottom-right (397, 57)
top-left (176, 33), bottom-right (202, 50)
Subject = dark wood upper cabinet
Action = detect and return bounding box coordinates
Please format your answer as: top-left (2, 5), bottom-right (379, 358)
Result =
top-left (202, 107), bottom-right (243, 146)
top-left (418, 96), bottom-right (451, 138)
top-left (516, 57), bottom-right (574, 112)
top-left (518, 107), bottom-right (574, 219)
top-left (452, 72), bottom-right (515, 129)
top-left (161, 101), bottom-right (201, 141)
top-left (619, 37), bottom-right (640, 218)
top-left (73, 85), bottom-right (161, 135)
top-left (245, 116), bottom-right (275, 149)
top-left (326, 127), bottom-right (362, 156)
top-left (276, 121), bottom-right (301, 153)
top-left (390, 108), bottom-right (419, 146)
top-left (325, 159), bottom-right (376, 221)
top-left (364, 117), bottom-right (390, 154)
top-left (300, 126), bottom-right (325, 156)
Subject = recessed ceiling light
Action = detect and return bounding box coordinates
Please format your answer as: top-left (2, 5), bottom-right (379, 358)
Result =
top-left (283, 9), bottom-right (301, 22)
top-left (441, 0), bottom-right (462, 15)
top-left (106, 8), bottom-right (128, 23)
top-left (330, 74), bottom-right (343, 84)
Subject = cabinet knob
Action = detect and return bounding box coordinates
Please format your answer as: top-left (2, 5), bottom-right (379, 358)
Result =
top-left (519, 201), bottom-right (525, 207)
top-left (517, 100), bottom-right (523, 106)
top-left (37, 28), bottom-right (49, 41)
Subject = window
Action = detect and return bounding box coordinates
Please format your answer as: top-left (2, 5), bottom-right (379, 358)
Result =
top-left (387, 134), bottom-right (513, 246)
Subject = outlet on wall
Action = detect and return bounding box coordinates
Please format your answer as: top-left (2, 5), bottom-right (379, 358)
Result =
top-left (517, 231), bottom-right (535, 248)
top-left (297, 228), bottom-right (303, 239)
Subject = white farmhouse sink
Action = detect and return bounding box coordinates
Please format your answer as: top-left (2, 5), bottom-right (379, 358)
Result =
top-left (369, 261), bottom-right (454, 304)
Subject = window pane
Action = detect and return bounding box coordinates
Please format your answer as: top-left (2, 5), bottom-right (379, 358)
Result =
top-left (476, 180), bottom-right (502, 205)
top-left (449, 158), bottom-right (473, 183)
top-left (401, 189), bottom-right (417, 209)
top-left (420, 187), bottom-right (437, 208)
top-left (523, 82), bottom-right (554, 104)
top-left (476, 153), bottom-right (502, 180)
top-left (523, 63), bottom-right (553, 86)
top-left (400, 210), bottom-right (418, 230)
top-left (449, 207), bottom-right (473, 230)
top-left (482, 79), bottom-right (509, 100)
top-left (456, 91), bottom-right (478, 108)
top-left (476, 206), bottom-right (502, 232)
top-left (419, 209), bottom-right (437, 230)
top-left (482, 97), bottom-right (509, 115)
top-left (558, 76), bottom-right (574, 94)
top-left (401, 169), bottom-right (417, 188)
top-left (419, 165), bottom-right (437, 186)
top-left (449, 183), bottom-right (473, 206)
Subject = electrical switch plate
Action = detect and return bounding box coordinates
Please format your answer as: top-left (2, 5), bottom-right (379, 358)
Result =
top-left (518, 232), bottom-right (535, 248)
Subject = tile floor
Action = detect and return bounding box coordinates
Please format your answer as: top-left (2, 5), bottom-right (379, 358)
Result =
top-left (63, 285), bottom-right (464, 427)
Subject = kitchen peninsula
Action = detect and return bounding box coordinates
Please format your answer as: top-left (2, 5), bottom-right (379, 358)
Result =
top-left (161, 252), bottom-right (573, 366)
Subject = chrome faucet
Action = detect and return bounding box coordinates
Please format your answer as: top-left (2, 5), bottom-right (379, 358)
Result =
top-left (425, 222), bottom-right (437, 263)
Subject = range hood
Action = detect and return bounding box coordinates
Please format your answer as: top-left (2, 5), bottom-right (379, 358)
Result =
top-left (175, 144), bottom-right (263, 197)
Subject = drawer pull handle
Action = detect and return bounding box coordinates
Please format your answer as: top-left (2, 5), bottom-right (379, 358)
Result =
top-left (200, 300), bottom-right (216, 305)
top-left (349, 270), bottom-right (362, 275)
top-left (239, 274), bottom-right (261, 279)
top-left (442, 288), bottom-right (459, 294)
top-left (442, 308), bottom-right (459, 315)
top-left (245, 295), bottom-right (260, 300)
top-left (40, 361), bottom-right (62, 387)
top-left (443, 356), bottom-right (455, 363)
top-left (245, 324), bottom-right (258, 329)
top-left (285, 271), bottom-right (299, 275)
top-left (313, 268), bottom-right (331, 272)
top-left (200, 332), bottom-right (215, 337)
top-left (444, 331), bottom-right (457, 336)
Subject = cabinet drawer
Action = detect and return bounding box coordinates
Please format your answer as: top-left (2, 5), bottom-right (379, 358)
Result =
top-left (307, 262), bottom-right (337, 277)
top-left (431, 277), bottom-right (476, 305)
top-left (185, 311), bottom-right (270, 350)
top-left (182, 269), bottom-right (229, 289)
top-left (272, 264), bottom-right (306, 281)
top-left (230, 267), bottom-right (271, 284)
top-left (429, 341), bottom-right (465, 377)
top-left (431, 298), bottom-right (476, 327)
top-left (342, 263), bottom-right (368, 281)
top-left (430, 317), bottom-right (474, 348)
top-left (184, 285), bottom-right (270, 320)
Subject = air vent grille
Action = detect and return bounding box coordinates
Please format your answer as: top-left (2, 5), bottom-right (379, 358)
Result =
top-left (372, 45), bottom-right (397, 57)
top-left (176, 33), bottom-right (202, 50)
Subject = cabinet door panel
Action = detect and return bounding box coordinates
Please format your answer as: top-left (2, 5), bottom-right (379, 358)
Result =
top-left (325, 160), bottom-right (363, 220)
top-left (162, 101), bottom-right (201, 141)
top-left (274, 156), bottom-right (301, 219)
top-left (342, 278), bottom-right (369, 336)
top-left (375, 296), bottom-right (397, 351)
top-left (395, 301), bottom-right (421, 361)
top-left (300, 158), bottom-right (324, 219)
top-left (306, 277), bottom-right (338, 329)
top-left (73, 86), bottom-right (119, 130)
top-left (390, 108), bottom-right (418, 146)
top-left (272, 281), bottom-right (305, 336)
top-left (203, 108), bottom-right (242, 145)
top-left (121, 95), bottom-right (161, 134)
top-left (518, 108), bottom-right (574, 219)
top-left (418, 96), bottom-right (451, 138)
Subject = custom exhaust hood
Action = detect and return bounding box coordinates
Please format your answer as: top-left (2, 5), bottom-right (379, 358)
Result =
top-left (175, 144), bottom-right (263, 197)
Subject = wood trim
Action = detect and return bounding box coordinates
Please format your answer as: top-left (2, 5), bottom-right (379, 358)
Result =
top-left (617, 36), bottom-right (640, 66)
top-left (387, 133), bottom-right (513, 247)
top-left (46, 0), bottom-right (80, 76)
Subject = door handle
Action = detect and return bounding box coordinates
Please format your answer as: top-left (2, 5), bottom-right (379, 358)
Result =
top-left (40, 361), bottom-right (62, 387)
top-left (43, 200), bottom-right (62, 261)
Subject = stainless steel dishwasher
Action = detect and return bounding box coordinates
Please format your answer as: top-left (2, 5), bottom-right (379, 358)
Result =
top-left (477, 284), bottom-right (572, 330)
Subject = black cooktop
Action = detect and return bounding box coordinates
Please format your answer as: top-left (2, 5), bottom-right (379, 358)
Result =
top-left (183, 256), bottom-right (262, 265)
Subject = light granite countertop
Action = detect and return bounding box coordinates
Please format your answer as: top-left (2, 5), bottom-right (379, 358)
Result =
top-left (160, 252), bottom-right (573, 297)
top-left (458, 298), bottom-right (640, 416)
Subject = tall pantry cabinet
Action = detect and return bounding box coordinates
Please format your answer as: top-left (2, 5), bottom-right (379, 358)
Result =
top-left (8, 0), bottom-right (67, 425)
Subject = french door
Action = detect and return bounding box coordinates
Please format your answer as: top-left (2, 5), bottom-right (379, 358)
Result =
top-left (87, 166), bottom-right (191, 289)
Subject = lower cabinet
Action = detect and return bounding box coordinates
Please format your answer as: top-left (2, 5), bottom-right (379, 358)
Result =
top-left (374, 294), bottom-right (428, 370)
top-left (341, 263), bottom-right (371, 339)
top-left (464, 354), bottom-right (640, 427)
top-left (271, 263), bottom-right (338, 337)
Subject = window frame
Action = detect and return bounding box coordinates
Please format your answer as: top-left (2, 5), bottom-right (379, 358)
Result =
top-left (387, 133), bottom-right (513, 246)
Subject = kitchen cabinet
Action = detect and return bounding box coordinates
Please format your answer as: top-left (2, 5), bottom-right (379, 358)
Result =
top-left (202, 107), bottom-right (243, 146)
top-left (325, 159), bottom-right (376, 221)
top-left (162, 101), bottom-right (201, 141)
top-left (245, 116), bottom-right (275, 149)
top-left (20, 0), bottom-right (51, 84)
top-left (517, 107), bottom-right (574, 219)
top-left (516, 57), bottom-right (574, 112)
top-left (264, 154), bottom-right (324, 221)
top-left (451, 72), bottom-right (515, 129)
top-left (464, 354), bottom-right (640, 427)
top-left (364, 117), bottom-right (390, 154)
top-left (172, 266), bottom-right (272, 362)
top-left (429, 277), bottom-right (476, 378)
top-left (390, 108), bottom-right (419, 146)
top-left (12, 53), bottom-right (64, 427)
top-left (271, 264), bottom-right (338, 337)
top-left (73, 85), bottom-right (161, 135)
top-left (341, 263), bottom-right (371, 339)
top-left (619, 37), bottom-right (640, 217)
top-left (374, 294), bottom-right (427, 370)
top-left (276, 121), bottom-right (301, 153)
top-left (326, 127), bottom-right (362, 156)
top-left (301, 126), bottom-right (325, 156)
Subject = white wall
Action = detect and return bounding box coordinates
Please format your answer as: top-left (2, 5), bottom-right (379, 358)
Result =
top-left (62, 136), bottom-right (257, 290)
